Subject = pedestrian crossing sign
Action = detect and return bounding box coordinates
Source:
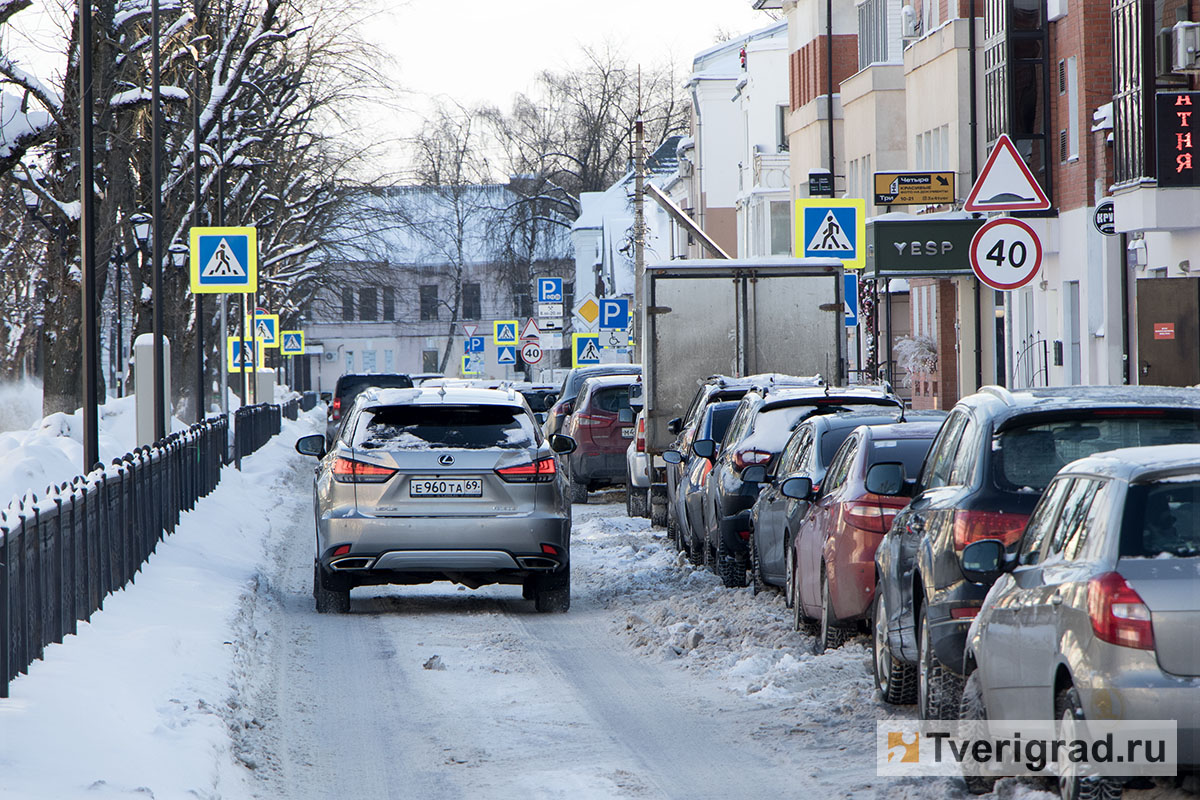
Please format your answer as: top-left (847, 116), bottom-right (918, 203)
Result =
top-left (226, 336), bottom-right (262, 373)
top-left (572, 333), bottom-right (601, 367)
top-left (280, 330), bottom-right (305, 355)
top-left (494, 320), bottom-right (518, 346)
top-left (796, 199), bottom-right (866, 270)
top-left (190, 226), bottom-right (257, 294)
top-left (244, 313), bottom-right (280, 347)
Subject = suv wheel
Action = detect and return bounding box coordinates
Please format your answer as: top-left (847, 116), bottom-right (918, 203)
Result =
top-left (716, 534), bottom-right (747, 588)
top-left (566, 476), bottom-right (588, 505)
top-left (1056, 686), bottom-right (1123, 800)
top-left (748, 529), bottom-right (768, 596)
top-left (628, 486), bottom-right (648, 518)
top-left (873, 578), bottom-right (917, 704)
top-left (917, 604), bottom-right (963, 720)
top-left (959, 670), bottom-right (997, 795)
top-left (817, 566), bottom-right (851, 653)
top-left (533, 569), bottom-right (570, 613)
top-left (313, 561), bottom-right (350, 614)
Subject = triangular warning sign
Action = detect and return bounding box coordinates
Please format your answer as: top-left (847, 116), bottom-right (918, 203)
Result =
top-left (806, 210), bottom-right (853, 253)
top-left (964, 134), bottom-right (1051, 212)
top-left (580, 340), bottom-right (600, 361)
top-left (521, 318), bottom-right (540, 340)
top-left (201, 238), bottom-right (246, 277)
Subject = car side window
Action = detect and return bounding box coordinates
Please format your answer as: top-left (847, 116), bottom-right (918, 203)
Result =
top-left (1048, 478), bottom-right (1106, 560)
top-left (1018, 477), bottom-right (1074, 565)
top-left (921, 412), bottom-right (968, 490)
top-left (949, 414), bottom-right (984, 487)
top-left (822, 437), bottom-right (859, 495)
top-left (777, 427), bottom-right (809, 475)
top-left (723, 402), bottom-right (754, 448)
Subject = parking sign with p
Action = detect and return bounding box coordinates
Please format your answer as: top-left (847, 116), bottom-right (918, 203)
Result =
top-left (598, 298), bottom-right (629, 330)
top-left (537, 277), bottom-right (563, 303)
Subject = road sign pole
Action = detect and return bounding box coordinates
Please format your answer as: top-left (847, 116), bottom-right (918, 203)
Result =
top-left (219, 296), bottom-right (228, 415)
top-left (239, 295), bottom-right (249, 405)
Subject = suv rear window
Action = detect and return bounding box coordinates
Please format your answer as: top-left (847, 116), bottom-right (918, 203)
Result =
top-left (590, 387), bottom-right (631, 414)
top-left (995, 415), bottom-right (1200, 493)
top-left (353, 405), bottom-right (537, 450)
top-left (336, 374), bottom-right (414, 402)
top-left (1120, 479), bottom-right (1200, 558)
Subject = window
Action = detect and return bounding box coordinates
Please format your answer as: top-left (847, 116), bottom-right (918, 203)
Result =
top-left (419, 285), bottom-right (438, 320)
top-left (362, 350), bottom-right (377, 372)
top-left (770, 201), bottom-right (791, 255)
top-left (382, 287), bottom-right (395, 321)
top-left (823, 438), bottom-right (860, 494)
top-left (776, 104), bottom-right (790, 151)
top-left (1112, 0), bottom-right (1145, 183)
top-left (359, 287), bottom-right (377, 321)
top-left (422, 350), bottom-right (439, 373)
top-left (922, 411), bottom-right (969, 489)
top-left (352, 404), bottom-right (537, 450)
top-left (342, 288), bottom-right (354, 321)
top-left (384, 350), bottom-right (394, 371)
top-left (858, 0), bottom-right (891, 70)
top-left (463, 283), bottom-right (481, 320)
top-left (1018, 476), bottom-right (1073, 565)
top-left (1048, 478), bottom-right (1101, 557)
top-left (345, 350), bottom-right (354, 372)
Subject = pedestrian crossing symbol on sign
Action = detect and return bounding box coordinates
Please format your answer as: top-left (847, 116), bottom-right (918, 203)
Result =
top-left (226, 337), bottom-right (261, 373)
top-left (573, 333), bottom-right (601, 367)
top-left (796, 199), bottom-right (865, 270)
top-left (244, 313), bottom-right (279, 347)
top-left (190, 226), bottom-right (257, 294)
top-left (494, 320), bottom-right (518, 346)
top-left (280, 331), bottom-right (305, 355)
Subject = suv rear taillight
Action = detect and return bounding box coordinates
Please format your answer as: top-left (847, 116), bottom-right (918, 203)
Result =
top-left (575, 413), bottom-right (609, 426)
top-left (332, 457), bottom-right (396, 483)
top-left (951, 510), bottom-right (1028, 551)
top-left (1088, 571), bottom-right (1155, 650)
top-left (496, 456), bottom-right (557, 483)
top-left (636, 417), bottom-right (646, 452)
top-left (330, 396), bottom-right (342, 421)
top-left (733, 449), bottom-right (772, 470)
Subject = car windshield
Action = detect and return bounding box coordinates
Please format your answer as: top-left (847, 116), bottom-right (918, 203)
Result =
top-left (867, 438), bottom-right (936, 476)
top-left (353, 405), bottom-right (537, 450)
top-left (1120, 478), bottom-right (1200, 558)
top-left (994, 414), bottom-right (1200, 492)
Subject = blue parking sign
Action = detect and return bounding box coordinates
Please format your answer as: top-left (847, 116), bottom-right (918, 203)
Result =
top-left (598, 298), bottom-right (629, 330)
top-left (537, 277), bottom-right (563, 303)
top-left (464, 336), bottom-right (485, 354)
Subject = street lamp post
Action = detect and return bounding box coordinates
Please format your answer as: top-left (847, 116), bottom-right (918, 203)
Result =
top-left (151, 0), bottom-right (165, 441)
top-left (121, 212), bottom-right (153, 397)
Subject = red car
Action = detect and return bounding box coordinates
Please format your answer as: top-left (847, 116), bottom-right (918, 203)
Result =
top-left (789, 421), bottom-right (942, 652)
top-left (561, 374), bottom-right (640, 503)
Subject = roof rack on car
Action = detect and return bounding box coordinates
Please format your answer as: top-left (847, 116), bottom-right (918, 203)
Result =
top-left (980, 385), bottom-right (1017, 406)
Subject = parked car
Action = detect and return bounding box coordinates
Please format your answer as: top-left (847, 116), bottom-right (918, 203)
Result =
top-left (872, 385), bottom-right (1200, 719)
top-left (959, 444), bottom-right (1200, 798)
top-left (785, 420), bottom-right (942, 652)
top-left (509, 382), bottom-right (559, 426)
top-left (747, 410), bottom-right (943, 603)
top-left (663, 374), bottom-right (824, 545)
top-left (663, 400), bottom-right (742, 565)
top-left (561, 373), bottom-right (640, 503)
top-left (697, 385), bottom-right (903, 587)
top-left (625, 409), bottom-right (651, 517)
top-left (295, 386), bottom-right (577, 613)
top-left (325, 372), bottom-right (415, 445)
top-left (544, 363), bottom-right (641, 437)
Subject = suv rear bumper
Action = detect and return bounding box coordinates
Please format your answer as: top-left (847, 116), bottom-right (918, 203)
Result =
top-left (571, 452), bottom-right (626, 487)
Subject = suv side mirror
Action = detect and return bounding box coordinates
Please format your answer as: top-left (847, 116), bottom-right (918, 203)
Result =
top-left (548, 434), bottom-right (577, 454)
top-left (691, 439), bottom-right (717, 460)
top-left (662, 450), bottom-right (683, 464)
top-left (865, 462), bottom-right (909, 496)
top-left (618, 407), bottom-right (634, 424)
top-left (295, 433), bottom-right (326, 457)
top-left (781, 475), bottom-right (814, 500)
top-left (667, 417), bottom-right (683, 436)
top-left (741, 464), bottom-right (767, 484)
top-left (960, 539), bottom-right (1013, 584)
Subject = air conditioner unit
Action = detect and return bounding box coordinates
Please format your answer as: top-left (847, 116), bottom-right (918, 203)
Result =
top-left (1173, 21), bottom-right (1200, 73)
top-left (324, 351), bottom-right (336, 362)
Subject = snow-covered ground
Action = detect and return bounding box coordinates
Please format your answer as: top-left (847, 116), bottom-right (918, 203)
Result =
top-left (0, 393), bottom-right (1191, 799)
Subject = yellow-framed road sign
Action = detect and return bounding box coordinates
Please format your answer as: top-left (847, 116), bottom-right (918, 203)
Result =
top-left (190, 227), bottom-right (257, 294)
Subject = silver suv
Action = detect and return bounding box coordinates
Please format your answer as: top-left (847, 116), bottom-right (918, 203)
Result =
top-left (296, 386), bottom-right (576, 613)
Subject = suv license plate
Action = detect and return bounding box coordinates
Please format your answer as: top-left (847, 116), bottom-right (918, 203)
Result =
top-left (620, 427), bottom-right (635, 438)
top-left (409, 477), bottom-right (483, 497)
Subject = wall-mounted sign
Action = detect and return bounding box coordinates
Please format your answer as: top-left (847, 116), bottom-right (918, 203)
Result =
top-left (1093, 200), bottom-right (1116, 235)
top-left (865, 218), bottom-right (984, 277)
top-left (808, 170), bottom-right (834, 197)
top-left (1155, 91), bottom-right (1200, 188)
top-left (873, 171), bottom-right (956, 206)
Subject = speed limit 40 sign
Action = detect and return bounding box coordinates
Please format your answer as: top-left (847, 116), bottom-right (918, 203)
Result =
top-left (969, 217), bottom-right (1042, 290)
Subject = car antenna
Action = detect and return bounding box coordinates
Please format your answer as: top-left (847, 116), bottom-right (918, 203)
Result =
top-left (896, 405), bottom-right (907, 423)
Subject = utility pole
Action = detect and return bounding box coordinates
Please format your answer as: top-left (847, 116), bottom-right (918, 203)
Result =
top-left (79, 0), bottom-right (99, 470)
top-left (633, 66), bottom-right (646, 363)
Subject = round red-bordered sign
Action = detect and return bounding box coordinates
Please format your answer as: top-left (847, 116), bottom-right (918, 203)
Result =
top-left (520, 342), bottom-right (543, 365)
top-left (969, 217), bottom-right (1043, 290)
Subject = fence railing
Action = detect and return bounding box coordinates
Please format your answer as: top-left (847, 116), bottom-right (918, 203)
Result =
top-left (1, 402), bottom-right (284, 698)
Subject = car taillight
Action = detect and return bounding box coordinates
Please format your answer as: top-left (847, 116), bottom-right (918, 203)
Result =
top-left (575, 414), bottom-right (608, 426)
top-left (636, 417), bottom-right (646, 452)
top-left (845, 500), bottom-right (891, 534)
top-left (496, 456), bottom-right (557, 483)
top-left (1088, 572), bottom-right (1155, 650)
top-left (332, 457), bottom-right (396, 483)
top-left (331, 396), bottom-right (342, 421)
top-left (952, 509), bottom-right (1028, 551)
top-left (555, 401), bottom-right (573, 418)
top-left (733, 448), bottom-right (772, 470)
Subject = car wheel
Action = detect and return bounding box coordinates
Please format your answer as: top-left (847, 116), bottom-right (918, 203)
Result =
top-left (748, 528), bottom-right (768, 596)
top-left (629, 487), bottom-right (649, 518)
top-left (917, 604), bottom-right (964, 720)
top-left (650, 492), bottom-right (668, 527)
top-left (313, 561), bottom-right (350, 614)
top-left (685, 524), bottom-right (704, 566)
top-left (566, 477), bottom-right (588, 505)
top-left (873, 578), bottom-right (917, 705)
top-left (959, 670), bottom-right (997, 795)
top-left (716, 533), bottom-right (747, 588)
top-left (783, 534), bottom-right (795, 609)
top-left (1056, 686), bottom-right (1123, 800)
top-left (816, 566), bottom-right (851, 654)
top-left (533, 569), bottom-right (570, 613)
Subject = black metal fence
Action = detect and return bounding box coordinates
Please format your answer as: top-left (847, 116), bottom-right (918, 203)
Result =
top-left (282, 397), bottom-right (299, 420)
top-left (0, 402), bottom-right (285, 698)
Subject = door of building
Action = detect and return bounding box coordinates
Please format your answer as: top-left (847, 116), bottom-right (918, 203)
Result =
top-left (1136, 277), bottom-right (1200, 386)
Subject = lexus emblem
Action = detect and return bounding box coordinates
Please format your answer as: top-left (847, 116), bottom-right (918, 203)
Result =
top-left (438, 454), bottom-right (455, 466)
